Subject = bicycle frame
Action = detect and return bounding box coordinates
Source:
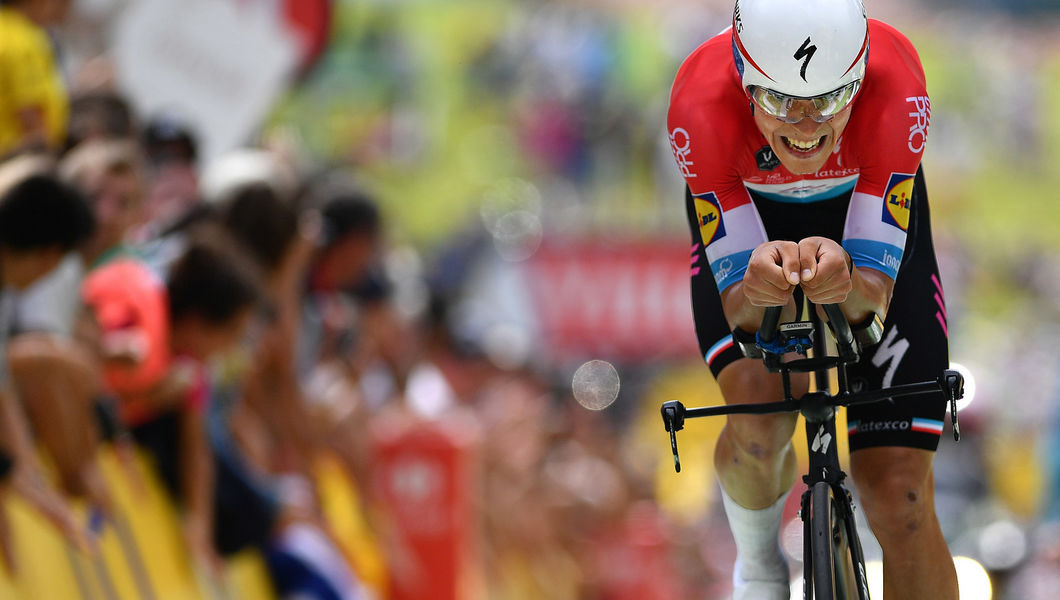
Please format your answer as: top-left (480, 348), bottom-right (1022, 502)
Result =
top-left (661, 302), bottom-right (964, 599)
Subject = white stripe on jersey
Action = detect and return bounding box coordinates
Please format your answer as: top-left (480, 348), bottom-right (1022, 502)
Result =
top-left (843, 190), bottom-right (909, 278)
top-left (704, 201), bottom-right (767, 291)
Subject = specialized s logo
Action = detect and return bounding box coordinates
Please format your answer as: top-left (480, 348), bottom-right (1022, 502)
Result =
top-left (811, 424), bottom-right (832, 454)
top-left (693, 192), bottom-right (726, 245)
top-left (794, 37), bottom-right (817, 82)
top-left (881, 172), bottom-right (914, 231)
top-left (670, 127), bottom-right (697, 179)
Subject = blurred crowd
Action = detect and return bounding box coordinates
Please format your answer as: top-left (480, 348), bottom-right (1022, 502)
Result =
top-left (0, 1), bottom-right (698, 598)
top-left (0, 94), bottom-right (699, 598)
top-left (4, 0), bottom-right (1060, 599)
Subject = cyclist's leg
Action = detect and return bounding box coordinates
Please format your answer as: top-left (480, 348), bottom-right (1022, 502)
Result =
top-left (707, 314), bottom-right (810, 596)
top-left (715, 358), bottom-right (806, 597)
top-left (715, 358), bottom-right (804, 509)
top-left (687, 185), bottom-right (810, 597)
top-left (845, 167), bottom-right (957, 599)
top-left (850, 448), bottom-right (953, 599)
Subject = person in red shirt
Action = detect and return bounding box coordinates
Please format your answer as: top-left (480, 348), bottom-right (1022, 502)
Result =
top-left (667, 1), bottom-right (956, 598)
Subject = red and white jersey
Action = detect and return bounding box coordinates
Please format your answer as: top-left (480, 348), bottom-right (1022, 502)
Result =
top-left (668, 19), bottom-right (930, 292)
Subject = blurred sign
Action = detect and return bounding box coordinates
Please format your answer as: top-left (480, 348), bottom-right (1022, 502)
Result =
top-left (111, 0), bottom-right (301, 162)
top-left (371, 412), bottom-right (483, 600)
top-left (525, 240), bottom-right (698, 362)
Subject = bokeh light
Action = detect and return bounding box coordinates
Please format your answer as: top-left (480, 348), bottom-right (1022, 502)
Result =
top-left (954, 556), bottom-right (993, 600)
top-left (867, 557), bottom-right (993, 599)
top-left (977, 519), bottom-right (1028, 571)
top-left (949, 361), bottom-right (977, 412)
top-left (572, 359), bottom-right (621, 411)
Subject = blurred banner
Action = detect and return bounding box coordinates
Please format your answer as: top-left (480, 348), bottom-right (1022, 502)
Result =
top-left (526, 240), bottom-right (697, 363)
top-left (111, 0), bottom-right (315, 162)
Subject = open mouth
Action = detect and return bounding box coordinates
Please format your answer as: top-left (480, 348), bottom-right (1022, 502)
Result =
top-left (782, 135), bottom-right (826, 156)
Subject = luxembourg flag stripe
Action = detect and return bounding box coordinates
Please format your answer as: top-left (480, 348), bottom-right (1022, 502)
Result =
top-left (743, 174), bottom-right (859, 204)
top-left (911, 418), bottom-right (944, 434)
top-left (706, 335), bottom-right (734, 366)
top-left (703, 203), bottom-right (767, 263)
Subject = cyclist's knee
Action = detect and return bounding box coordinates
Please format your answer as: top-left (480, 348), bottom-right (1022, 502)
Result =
top-left (717, 358), bottom-right (809, 403)
top-left (722, 413), bottom-right (797, 461)
top-left (717, 360), bottom-right (803, 458)
top-left (851, 448), bottom-right (936, 546)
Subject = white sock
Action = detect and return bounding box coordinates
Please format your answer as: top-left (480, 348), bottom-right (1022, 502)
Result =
top-left (720, 485), bottom-right (791, 588)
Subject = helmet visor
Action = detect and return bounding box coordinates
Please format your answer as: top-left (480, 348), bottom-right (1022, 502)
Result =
top-left (750, 80), bottom-right (861, 124)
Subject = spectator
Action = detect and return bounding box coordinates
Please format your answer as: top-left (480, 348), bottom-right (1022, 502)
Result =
top-left (295, 180), bottom-right (384, 392)
top-left (0, 166), bottom-right (96, 569)
top-left (136, 114), bottom-right (202, 243)
top-left (63, 89), bottom-right (136, 152)
top-left (88, 228), bottom-right (265, 576)
top-left (216, 182), bottom-right (317, 473)
top-left (216, 177), bottom-right (382, 598)
top-left (0, 0), bottom-right (71, 158)
top-left (61, 138), bottom-right (144, 268)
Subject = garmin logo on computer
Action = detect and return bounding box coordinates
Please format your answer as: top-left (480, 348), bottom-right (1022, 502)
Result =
top-left (755, 146), bottom-right (780, 171)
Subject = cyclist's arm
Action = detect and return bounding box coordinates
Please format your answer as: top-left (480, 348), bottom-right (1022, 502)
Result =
top-left (799, 235), bottom-right (894, 324)
top-left (684, 186), bottom-right (755, 355)
top-left (684, 186), bottom-right (793, 335)
top-left (841, 264), bottom-right (893, 324)
top-left (719, 240), bottom-right (800, 333)
top-left (720, 236), bottom-right (891, 330)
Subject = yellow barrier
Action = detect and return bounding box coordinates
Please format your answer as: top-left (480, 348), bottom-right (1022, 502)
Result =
top-left (0, 446), bottom-right (278, 600)
top-left (313, 452), bottom-right (388, 598)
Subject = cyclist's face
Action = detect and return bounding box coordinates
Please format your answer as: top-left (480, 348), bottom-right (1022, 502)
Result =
top-left (753, 101), bottom-right (853, 174)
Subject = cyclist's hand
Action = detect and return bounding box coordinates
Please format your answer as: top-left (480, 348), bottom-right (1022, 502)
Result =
top-left (744, 241), bottom-right (801, 306)
top-left (797, 237), bottom-right (852, 304)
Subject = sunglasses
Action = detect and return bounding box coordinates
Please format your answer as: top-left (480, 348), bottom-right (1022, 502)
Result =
top-left (749, 80), bottom-right (861, 124)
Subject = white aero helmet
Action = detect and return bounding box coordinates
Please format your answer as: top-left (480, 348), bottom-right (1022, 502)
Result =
top-left (732, 0), bottom-right (868, 100)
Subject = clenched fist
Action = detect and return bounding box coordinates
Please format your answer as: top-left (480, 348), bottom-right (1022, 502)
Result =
top-left (743, 237), bottom-right (852, 306)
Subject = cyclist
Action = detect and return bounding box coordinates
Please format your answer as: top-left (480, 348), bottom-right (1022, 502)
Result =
top-left (667, 1), bottom-right (956, 598)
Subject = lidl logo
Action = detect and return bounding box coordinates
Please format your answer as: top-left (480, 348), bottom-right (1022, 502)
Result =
top-left (694, 192), bottom-right (726, 245)
top-left (882, 173), bottom-right (914, 231)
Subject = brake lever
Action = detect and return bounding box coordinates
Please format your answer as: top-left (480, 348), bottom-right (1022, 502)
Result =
top-left (941, 370), bottom-right (964, 442)
top-left (661, 401), bottom-right (685, 473)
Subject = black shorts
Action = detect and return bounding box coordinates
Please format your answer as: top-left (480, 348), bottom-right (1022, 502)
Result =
top-left (686, 167), bottom-right (949, 452)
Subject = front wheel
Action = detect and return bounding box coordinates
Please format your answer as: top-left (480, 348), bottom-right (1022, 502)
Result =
top-left (808, 482), bottom-right (866, 599)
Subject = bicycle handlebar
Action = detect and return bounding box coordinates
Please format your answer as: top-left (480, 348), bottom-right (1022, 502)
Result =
top-left (661, 370), bottom-right (964, 472)
top-left (660, 297), bottom-right (966, 472)
top-left (821, 304), bottom-right (857, 361)
top-left (759, 305), bottom-right (782, 344)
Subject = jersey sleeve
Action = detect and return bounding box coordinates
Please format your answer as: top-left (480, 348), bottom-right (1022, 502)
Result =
top-left (668, 82), bottom-right (767, 293)
top-left (841, 22), bottom-right (930, 280)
